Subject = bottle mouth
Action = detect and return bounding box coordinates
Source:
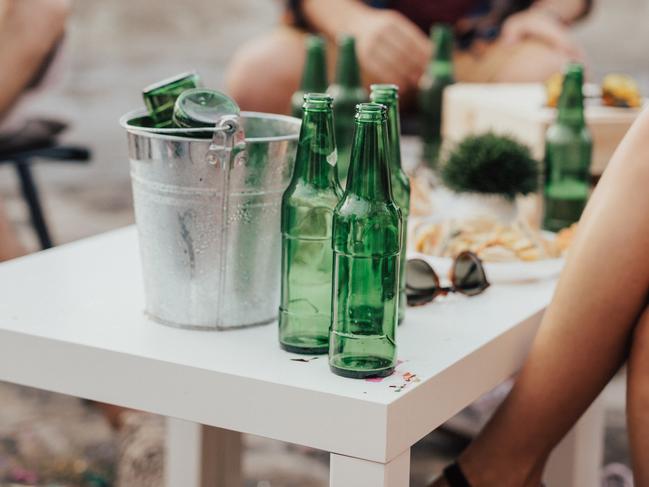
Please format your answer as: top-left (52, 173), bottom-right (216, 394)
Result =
top-left (303, 92), bottom-right (333, 111)
top-left (306, 34), bottom-right (326, 51)
top-left (355, 102), bottom-right (387, 122)
top-left (370, 84), bottom-right (399, 103)
top-left (142, 71), bottom-right (200, 95)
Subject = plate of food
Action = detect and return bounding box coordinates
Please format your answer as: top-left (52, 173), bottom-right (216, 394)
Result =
top-left (409, 216), bottom-right (576, 283)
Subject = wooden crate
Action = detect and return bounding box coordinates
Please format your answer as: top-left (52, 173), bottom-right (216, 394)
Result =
top-left (442, 83), bottom-right (641, 176)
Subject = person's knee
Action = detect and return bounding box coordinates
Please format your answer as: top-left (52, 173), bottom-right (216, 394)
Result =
top-left (492, 40), bottom-right (572, 83)
top-left (226, 29), bottom-right (305, 114)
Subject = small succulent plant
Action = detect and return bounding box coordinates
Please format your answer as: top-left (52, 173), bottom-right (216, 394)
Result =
top-left (441, 132), bottom-right (541, 200)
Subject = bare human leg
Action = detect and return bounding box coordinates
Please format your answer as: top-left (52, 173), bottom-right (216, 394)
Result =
top-left (432, 107), bottom-right (649, 487)
top-left (226, 26), bottom-right (316, 114)
top-left (0, 199), bottom-right (24, 261)
top-left (454, 38), bottom-right (572, 84)
top-left (627, 306), bottom-right (649, 486)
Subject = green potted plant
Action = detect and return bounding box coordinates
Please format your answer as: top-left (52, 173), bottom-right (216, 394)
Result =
top-left (440, 132), bottom-right (540, 221)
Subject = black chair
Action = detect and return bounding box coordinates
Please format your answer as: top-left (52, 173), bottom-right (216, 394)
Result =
top-left (0, 119), bottom-right (91, 250)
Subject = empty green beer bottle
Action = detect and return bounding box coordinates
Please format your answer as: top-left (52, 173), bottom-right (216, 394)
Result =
top-left (370, 84), bottom-right (410, 324)
top-left (328, 35), bottom-right (367, 182)
top-left (142, 72), bottom-right (200, 128)
top-left (279, 93), bottom-right (343, 354)
top-left (291, 36), bottom-right (328, 118)
top-left (543, 63), bottom-right (592, 232)
top-left (418, 24), bottom-right (455, 168)
top-left (329, 103), bottom-right (402, 379)
top-left (172, 88), bottom-right (240, 131)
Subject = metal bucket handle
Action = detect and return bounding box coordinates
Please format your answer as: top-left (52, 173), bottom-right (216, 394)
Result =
top-left (204, 115), bottom-right (248, 324)
top-left (205, 115), bottom-right (247, 169)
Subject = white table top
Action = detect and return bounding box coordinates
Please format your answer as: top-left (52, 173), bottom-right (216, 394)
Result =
top-left (0, 226), bottom-right (555, 462)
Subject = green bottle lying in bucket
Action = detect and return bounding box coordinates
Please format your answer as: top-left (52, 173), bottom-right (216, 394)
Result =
top-left (329, 103), bottom-right (402, 379)
top-left (173, 88), bottom-right (241, 138)
top-left (142, 72), bottom-right (201, 128)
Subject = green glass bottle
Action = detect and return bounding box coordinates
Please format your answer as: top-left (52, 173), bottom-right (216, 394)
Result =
top-left (291, 36), bottom-right (328, 118)
top-left (142, 72), bottom-right (200, 128)
top-left (172, 88), bottom-right (240, 131)
top-left (418, 24), bottom-right (455, 168)
top-left (327, 35), bottom-right (367, 183)
top-left (370, 84), bottom-right (410, 324)
top-left (279, 93), bottom-right (343, 354)
top-left (543, 63), bottom-right (592, 232)
top-left (329, 103), bottom-right (402, 379)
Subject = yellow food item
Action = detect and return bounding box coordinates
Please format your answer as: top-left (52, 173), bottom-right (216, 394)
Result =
top-left (545, 72), bottom-right (563, 108)
top-left (602, 74), bottom-right (642, 108)
top-left (413, 217), bottom-right (570, 263)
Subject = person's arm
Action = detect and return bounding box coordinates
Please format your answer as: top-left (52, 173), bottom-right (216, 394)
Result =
top-left (0, 0), bottom-right (69, 116)
top-left (300, 0), bottom-right (431, 89)
top-left (532, 0), bottom-right (592, 24)
top-left (500, 0), bottom-right (586, 60)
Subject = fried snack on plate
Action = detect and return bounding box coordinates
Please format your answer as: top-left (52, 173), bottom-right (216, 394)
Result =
top-left (414, 217), bottom-right (562, 263)
top-left (602, 74), bottom-right (642, 108)
top-left (409, 175), bottom-right (434, 217)
top-left (553, 223), bottom-right (578, 255)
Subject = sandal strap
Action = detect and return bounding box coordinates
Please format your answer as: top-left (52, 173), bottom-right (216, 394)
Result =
top-left (443, 462), bottom-right (472, 487)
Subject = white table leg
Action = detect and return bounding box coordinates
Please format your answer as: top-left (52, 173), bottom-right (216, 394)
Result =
top-left (166, 418), bottom-right (243, 487)
top-left (330, 449), bottom-right (410, 487)
top-left (543, 396), bottom-right (605, 487)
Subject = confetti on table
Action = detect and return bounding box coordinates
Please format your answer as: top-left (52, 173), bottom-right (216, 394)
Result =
top-left (289, 356), bottom-right (319, 363)
top-left (365, 376), bottom-right (387, 383)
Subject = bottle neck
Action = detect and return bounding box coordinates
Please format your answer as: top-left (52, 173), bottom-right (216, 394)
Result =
top-left (370, 93), bottom-right (402, 171)
top-left (345, 119), bottom-right (393, 201)
top-left (293, 109), bottom-right (340, 188)
top-left (557, 80), bottom-right (585, 128)
top-left (335, 40), bottom-right (361, 88)
top-left (429, 26), bottom-right (454, 77)
top-left (430, 59), bottom-right (453, 78)
top-left (301, 48), bottom-right (328, 93)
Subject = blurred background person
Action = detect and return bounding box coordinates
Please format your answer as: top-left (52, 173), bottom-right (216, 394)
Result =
top-left (226, 0), bottom-right (592, 114)
top-left (0, 0), bottom-right (70, 262)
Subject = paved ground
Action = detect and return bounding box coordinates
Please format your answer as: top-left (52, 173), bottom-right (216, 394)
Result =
top-left (1, 0), bottom-right (645, 484)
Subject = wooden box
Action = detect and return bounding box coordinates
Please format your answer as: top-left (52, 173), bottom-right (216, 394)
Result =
top-left (442, 83), bottom-right (641, 176)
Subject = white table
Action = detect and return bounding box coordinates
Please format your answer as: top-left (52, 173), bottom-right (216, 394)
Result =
top-left (0, 227), bottom-right (603, 486)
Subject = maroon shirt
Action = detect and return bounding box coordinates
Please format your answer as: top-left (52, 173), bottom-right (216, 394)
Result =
top-left (388, 0), bottom-right (481, 32)
top-left (287, 0), bottom-right (537, 46)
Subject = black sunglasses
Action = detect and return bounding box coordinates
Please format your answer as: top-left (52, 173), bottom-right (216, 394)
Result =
top-left (405, 251), bottom-right (490, 306)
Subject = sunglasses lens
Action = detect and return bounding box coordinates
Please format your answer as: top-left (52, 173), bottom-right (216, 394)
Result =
top-left (453, 252), bottom-right (489, 296)
top-left (406, 289), bottom-right (436, 307)
top-left (406, 259), bottom-right (439, 293)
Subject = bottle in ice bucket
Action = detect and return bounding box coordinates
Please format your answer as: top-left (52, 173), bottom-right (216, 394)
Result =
top-left (291, 35), bottom-right (328, 118)
top-left (370, 84), bottom-right (410, 324)
top-left (279, 93), bottom-right (343, 354)
top-left (543, 63), bottom-right (592, 232)
top-left (142, 72), bottom-right (201, 128)
top-left (329, 103), bottom-right (402, 379)
top-left (173, 88), bottom-right (240, 135)
top-left (418, 24), bottom-right (455, 168)
top-left (327, 35), bottom-right (367, 183)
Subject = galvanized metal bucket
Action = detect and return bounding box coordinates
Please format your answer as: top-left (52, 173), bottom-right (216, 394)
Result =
top-left (120, 109), bottom-right (300, 330)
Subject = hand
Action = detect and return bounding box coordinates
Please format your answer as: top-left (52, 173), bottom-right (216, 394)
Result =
top-left (501, 9), bottom-right (584, 60)
top-left (349, 8), bottom-right (432, 90)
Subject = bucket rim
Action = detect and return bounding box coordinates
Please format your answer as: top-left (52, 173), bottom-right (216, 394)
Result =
top-left (119, 108), bottom-right (301, 143)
